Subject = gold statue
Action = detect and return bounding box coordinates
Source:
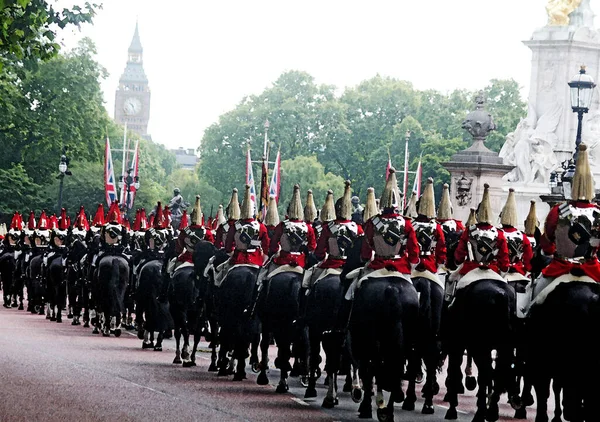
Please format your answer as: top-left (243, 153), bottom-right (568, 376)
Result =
top-left (546, 0), bottom-right (582, 26)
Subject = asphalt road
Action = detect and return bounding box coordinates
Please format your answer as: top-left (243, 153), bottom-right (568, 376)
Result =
top-left (0, 306), bottom-right (549, 422)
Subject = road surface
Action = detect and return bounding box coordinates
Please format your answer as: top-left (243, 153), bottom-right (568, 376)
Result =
top-left (0, 306), bottom-right (548, 421)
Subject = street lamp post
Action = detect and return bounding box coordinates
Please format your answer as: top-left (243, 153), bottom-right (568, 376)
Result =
top-left (562, 66), bottom-right (597, 198)
top-left (57, 148), bottom-right (72, 212)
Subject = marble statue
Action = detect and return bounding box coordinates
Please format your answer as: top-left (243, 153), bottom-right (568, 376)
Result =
top-left (546, 0), bottom-right (583, 25)
top-left (583, 110), bottom-right (600, 172)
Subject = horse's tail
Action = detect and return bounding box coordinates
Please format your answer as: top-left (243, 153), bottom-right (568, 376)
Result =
top-left (110, 258), bottom-right (121, 316)
top-left (384, 284), bottom-right (402, 320)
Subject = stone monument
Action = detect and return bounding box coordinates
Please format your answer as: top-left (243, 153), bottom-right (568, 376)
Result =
top-left (499, 0), bottom-right (600, 225)
top-left (442, 93), bottom-right (514, 224)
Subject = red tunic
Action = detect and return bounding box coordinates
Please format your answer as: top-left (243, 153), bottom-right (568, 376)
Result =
top-left (362, 212), bottom-right (420, 274)
top-left (540, 201), bottom-right (600, 280)
top-left (214, 220), bottom-right (235, 250)
top-left (314, 219), bottom-right (365, 269)
top-left (501, 226), bottom-right (533, 275)
top-left (413, 215), bottom-right (447, 273)
top-left (224, 218), bottom-right (270, 267)
top-left (437, 218), bottom-right (466, 232)
top-left (454, 223), bottom-right (510, 275)
top-left (268, 219), bottom-right (316, 268)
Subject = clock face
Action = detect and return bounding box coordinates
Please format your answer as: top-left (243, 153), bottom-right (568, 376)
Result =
top-left (123, 97), bottom-right (142, 116)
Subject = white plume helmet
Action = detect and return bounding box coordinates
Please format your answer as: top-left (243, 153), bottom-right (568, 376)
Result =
top-left (418, 177), bottom-right (436, 219)
top-left (304, 189), bottom-right (318, 222)
top-left (437, 183), bottom-right (454, 220)
top-left (572, 143), bottom-right (595, 201)
top-left (363, 187), bottom-right (378, 221)
top-left (476, 183), bottom-right (493, 224)
top-left (264, 195), bottom-right (280, 226)
top-left (240, 184), bottom-right (254, 220)
top-left (287, 184), bottom-right (303, 220)
top-left (405, 192), bottom-right (418, 219)
top-left (320, 190), bottom-right (336, 222)
top-left (216, 205), bottom-right (227, 226)
top-left (500, 189), bottom-right (518, 227)
top-left (227, 188), bottom-right (241, 220)
top-left (524, 200), bottom-right (538, 237)
top-left (380, 167), bottom-right (400, 210)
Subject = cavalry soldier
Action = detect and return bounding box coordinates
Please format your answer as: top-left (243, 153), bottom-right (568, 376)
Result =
top-left (345, 168), bottom-right (420, 299)
top-left (20, 211), bottom-right (37, 312)
top-left (175, 195), bottom-right (215, 268)
top-left (524, 201), bottom-right (539, 251)
top-left (211, 205), bottom-right (227, 241)
top-left (215, 188), bottom-right (240, 251)
top-left (224, 184), bottom-right (270, 268)
top-left (215, 185), bottom-right (269, 289)
top-left (437, 183), bottom-right (465, 272)
top-left (412, 178), bottom-right (447, 276)
top-left (264, 195), bottom-right (280, 240)
top-left (67, 206), bottom-right (91, 327)
top-left (305, 181), bottom-right (365, 290)
top-left (499, 189), bottom-right (533, 281)
top-left (44, 208), bottom-right (70, 323)
top-left (531, 144), bottom-right (600, 304)
top-left (303, 189), bottom-right (319, 240)
top-left (1, 212), bottom-right (22, 308)
top-left (451, 184), bottom-right (510, 301)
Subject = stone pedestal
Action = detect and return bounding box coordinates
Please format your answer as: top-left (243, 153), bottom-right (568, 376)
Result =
top-left (443, 140), bottom-right (514, 225)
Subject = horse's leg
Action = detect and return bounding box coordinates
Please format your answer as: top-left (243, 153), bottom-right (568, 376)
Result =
top-left (358, 358), bottom-right (373, 419)
top-left (173, 326), bottom-right (182, 364)
top-left (471, 349), bottom-right (492, 422)
top-left (275, 325), bottom-right (292, 393)
top-left (181, 320), bottom-right (190, 364)
top-left (402, 350), bottom-right (419, 411)
top-left (321, 331), bottom-right (342, 408)
top-left (304, 327), bottom-right (320, 400)
top-left (444, 347), bottom-right (464, 420)
top-left (232, 336), bottom-right (248, 381)
top-left (208, 319), bottom-right (219, 372)
top-left (184, 329), bottom-right (199, 366)
top-left (256, 324), bottom-right (270, 385)
top-left (552, 381), bottom-right (562, 422)
top-left (143, 330), bottom-right (153, 349)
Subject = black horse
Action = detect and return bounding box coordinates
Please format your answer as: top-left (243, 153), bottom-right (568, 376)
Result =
top-left (444, 276), bottom-right (519, 422)
top-left (527, 280), bottom-right (600, 422)
top-left (350, 273), bottom-right (419, 421)
top-left (65, 239), bottom-right (89, 326)
top-left (96, 254), bottom-right (130, 337)
top-left (27, 251), bottom-right (46, 315)
top-left (46, 251), bottom-right (67, 322)
top-left (403, 271), bottom-right (444, 414)
top-left (215, 264), bottom-right (260, 380)
top-left (137, 258), bottom-right (172, 351)
top-left (0, 248), bottom-right (16, 308)
top-left (255, 269), bottom-right (305, 393)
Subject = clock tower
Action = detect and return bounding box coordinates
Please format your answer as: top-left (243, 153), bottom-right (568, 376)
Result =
top-left (114, 22), bottom-right (151, 138)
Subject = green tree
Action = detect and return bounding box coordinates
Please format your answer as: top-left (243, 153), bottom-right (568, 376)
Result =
top-left (0, 0), bottom-right (98, 69)
top-left (0, 164), bottom-right (40, 220)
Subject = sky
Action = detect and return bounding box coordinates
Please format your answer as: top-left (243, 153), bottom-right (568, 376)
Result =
top-left (57, 0), bottom-right (600, 151)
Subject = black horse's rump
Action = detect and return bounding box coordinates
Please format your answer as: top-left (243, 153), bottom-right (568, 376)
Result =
top-left (0, 250), bottom-right (16, 305)
top-left (443, 278), bottom-right (517, 421)
top-left (527, 281), bottom-right (600, 422)
top-left (137, 259), bottom-right (173, 333)
top-left (96, 255), bottom-right (129, 332)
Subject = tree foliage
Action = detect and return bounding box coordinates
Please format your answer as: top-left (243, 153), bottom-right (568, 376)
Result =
top-left (199, 71), bottom-right (526, 207)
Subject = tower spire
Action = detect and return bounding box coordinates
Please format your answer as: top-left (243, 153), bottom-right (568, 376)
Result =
top-left (129, 20), bottom-right (143, 53)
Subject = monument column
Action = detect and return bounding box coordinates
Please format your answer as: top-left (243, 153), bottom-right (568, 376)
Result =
top-left (442, 93), bottom-right (514, 224)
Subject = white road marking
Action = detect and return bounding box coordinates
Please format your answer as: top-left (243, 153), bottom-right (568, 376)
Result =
top-left (436, 404), bottom-right (468, 414)
top-left (291, 397), bottom-right (309, 406)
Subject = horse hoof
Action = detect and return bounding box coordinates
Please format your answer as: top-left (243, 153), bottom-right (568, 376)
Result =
top-left (154, 346), bottom-right (163, 352)
top-left (352, 387), bottom-right (363, 404)
top-left (92, 327), bottom-right (100, 334)
top-left (522, 392), bottom-right (534, 407)
top-left (72, 320), bottom-right (78, 326)
top-left (402, 399), bottom-right (415, 411)
top-left (276, 382), bottom-right (289, 393)
top-left (67, 313), bottom-right (73, 319)
top-left (300, 376), bottom-right (309, 388)
top-left (445, 407), bottom-right (458, 420)
top-left (514, 408), bottom-right (527, 420)
top-left (113, 329), bottom-right (121, 338)
top-left (142, 342), bottom-right (154, 349)
top-left (304, 386), bottom-right (317, 400)
top-left (465, 376), bottom-right (477, 391)
top-left (11, 302), bottom-right (18, 308)
top-left (485, 404), bottom-right (499, 422)
top-left (83, 322), bottom-right (90, 328)
top-left (137, 330), bottom-right (144, 340)
top-left (376, 407), bottom-right (392, 422)
top-left (182, 361), bottom-right (196, 367)
top-left (232, 372), bottom-right (246, 381)
top-left (217, 367), bottom-right (228, 376)
top-left (102, 332), bottom-right (110, 337)
top-left (18, 304), bottom-right (24, 310)
top-left (173, 357), bottom-right (182, 364)
top-left (343, 381), bottom-right (352, 393)
top-left (256, 371), bottom-right (269, 385)
top-left (422, 403), bottom-right (434, 415)
top-left (251, 362), bottom-right (260, 373)
top-left (321, 396), bottom-right (336, 409)
top-left (48, 315), bottom-right (53, 320)
top-left (208, 362), bottom-right (218, 372)
top-left (56, 317), bottom-right (62, 323)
